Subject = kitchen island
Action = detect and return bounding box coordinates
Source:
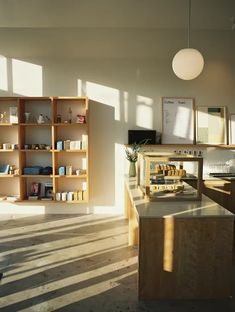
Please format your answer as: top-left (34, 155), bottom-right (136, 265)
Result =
top-left (125, 177), bottom-right (234, 300)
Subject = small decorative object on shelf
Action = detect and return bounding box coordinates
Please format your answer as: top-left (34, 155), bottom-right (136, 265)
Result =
top-left (66, 165), bottom-right (72, 175)
top-left (23, 166), bottom-right (43, 175)
top-left (76, 169), bottom-right (85, 176)
top-left (11, 144), bottom-right (18, 150)
top-left (56, 114), bottom-right (62, 123)
top-left (76, 114), bottom-right (86, 123)
top-left (37, 114), bottom-right (45, 124)
top-left (59, 166), bottom-right (65, 176)
top-left (9, 165), bottom-right (15, 175)
top-left (23, 143), bottom-right (51, 150)
top-left (3, 143), bottom-right (11, 150)
top-left (24, 112), bottom-right (30, 123)
top-left (45, 115), bottom-right (51, 122)
top-left (44, 182), bottom-right (53, 199)
top-left (67, 107), bottom-right (72, 123)
top-left (0, 111), bottom-right (7, 123)
top-left (9, 107), bottom-right (18, 124)
top-left (29, 182), bottom-right (41, 196)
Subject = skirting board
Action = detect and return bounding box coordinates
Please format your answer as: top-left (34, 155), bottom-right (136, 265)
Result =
top-left (0, 203), bottom-right (124, 215)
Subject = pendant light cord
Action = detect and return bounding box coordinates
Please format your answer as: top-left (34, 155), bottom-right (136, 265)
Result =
top-left (188, 0), bottom-right (191, 48)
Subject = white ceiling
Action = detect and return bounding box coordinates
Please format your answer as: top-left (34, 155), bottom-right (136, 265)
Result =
top-left (0, 0), bottom-right (234, 30)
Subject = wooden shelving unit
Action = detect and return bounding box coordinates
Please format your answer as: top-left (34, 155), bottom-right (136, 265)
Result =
top-left (0, 96), bottom-right (89, 203)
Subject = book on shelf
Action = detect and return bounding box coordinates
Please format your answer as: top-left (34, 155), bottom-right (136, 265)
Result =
top-left (70, 140), bottom-right (81, 150)
top-left (82, 134), bottom-right (87, 149)
top-left (64, 140), bottom-right (70, 150)
top-left (28, 195), bottom-right (39, 200)
top-left (6, 195), bottom-right (20, 201)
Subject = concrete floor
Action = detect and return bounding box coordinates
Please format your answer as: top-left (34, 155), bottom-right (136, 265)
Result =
top-left (0, 214), bottom-right (235, 312)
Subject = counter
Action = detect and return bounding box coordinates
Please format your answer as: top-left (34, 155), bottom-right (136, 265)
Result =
top-left (125, 177), bottom-right (234, 300)
top-left (188, 175), bottom-right (235, 214)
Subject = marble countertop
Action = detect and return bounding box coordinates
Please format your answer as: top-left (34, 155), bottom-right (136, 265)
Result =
top-left (126, 177), bottom-right (234, 219)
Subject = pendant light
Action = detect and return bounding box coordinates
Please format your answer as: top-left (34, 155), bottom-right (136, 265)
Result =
top-left (172, 0), bottom-right (204, 80)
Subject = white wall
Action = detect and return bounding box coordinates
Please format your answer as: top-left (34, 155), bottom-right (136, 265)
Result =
top-left (0, 28), bottom-right (235, 214)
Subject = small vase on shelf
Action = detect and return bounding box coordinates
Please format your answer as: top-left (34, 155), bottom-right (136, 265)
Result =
top-left (24, 112), bottom-right (30, 123)
top-left (129, 161), bottom-right (136, 177)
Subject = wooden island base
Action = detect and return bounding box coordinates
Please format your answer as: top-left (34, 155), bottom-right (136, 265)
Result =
top-left (125, 178), bottom-right (234, 300)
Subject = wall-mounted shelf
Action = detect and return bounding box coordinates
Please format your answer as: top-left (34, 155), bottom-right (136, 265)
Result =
top-left (0, 175), bottom-right (19, 178)
top-left (0, 96), bottom-right (89, 203)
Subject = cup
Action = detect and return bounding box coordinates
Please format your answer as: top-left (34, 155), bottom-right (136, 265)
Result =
top-left (3, 143), bottom-right (11, 150)
top-left (56, 193), bottom-right (61, 201)
top-left (11, 144), bottom-right (18, 150)
top-left (61, 192), bottom-right (67, 201)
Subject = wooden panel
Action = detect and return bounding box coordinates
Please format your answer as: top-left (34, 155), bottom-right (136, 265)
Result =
top-left (85, 97), bottom-right (89, 201)
top-left (203, 180), bottom-right (231, 211)
top-left (138, 217), bottom-right (234, 299)
top-left (125, 185), bottom-right (139, 246)
top-left (186, 178), bottom-right (235, 214)
top-left (19, 177), bottom-right (27, 200)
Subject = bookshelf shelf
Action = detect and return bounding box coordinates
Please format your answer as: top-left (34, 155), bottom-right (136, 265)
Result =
top-left (54, 174), bottom-right (87, 179)
top-left (0, 175), bottom-right (19, 178)
top-left (19, 123), bottom-right (52, 126)
top-left (53, 150), bottom-right (87, 153)
top-left (20, 149), bottom-right (52, 153)
top-left (21, 175), bottom-right (53, 178)
top-left (0, 123), bottom-right (18, 126)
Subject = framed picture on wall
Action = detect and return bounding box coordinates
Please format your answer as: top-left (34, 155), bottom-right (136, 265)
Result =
top-left (196, 106), bottom-right (227, 144)
top-left (162, 97), bottom-right (194, 144)
top-left (229, 114), bottom-right (235, 145)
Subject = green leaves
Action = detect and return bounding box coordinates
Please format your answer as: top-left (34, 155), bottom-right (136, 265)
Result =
top-left (125, 138), bottom-right (149, 162)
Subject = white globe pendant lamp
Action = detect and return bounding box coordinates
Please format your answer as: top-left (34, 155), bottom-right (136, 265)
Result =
top-left (172, 0), bottom-right (204, 80)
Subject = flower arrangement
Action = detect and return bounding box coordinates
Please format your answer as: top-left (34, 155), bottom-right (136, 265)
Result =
top-left (125, 139), bottom-right (149, 163)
